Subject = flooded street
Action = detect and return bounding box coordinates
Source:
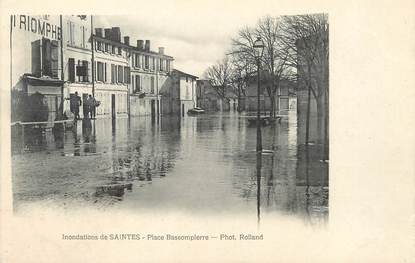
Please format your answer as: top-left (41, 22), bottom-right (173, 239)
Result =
top-left (12, 110), bottom-right (328, 223)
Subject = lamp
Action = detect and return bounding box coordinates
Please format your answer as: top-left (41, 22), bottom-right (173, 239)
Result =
top-left (253, 37), bottom-right (264, 60)
top-left (253, 37), bottom-right (264, 153)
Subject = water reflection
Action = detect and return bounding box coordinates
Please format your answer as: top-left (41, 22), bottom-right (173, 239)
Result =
top-left (12, 110), bottom-right (328, 222)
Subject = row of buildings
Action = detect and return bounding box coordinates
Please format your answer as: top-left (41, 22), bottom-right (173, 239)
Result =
top-left (10, 15), bottom-right (297, 124)
top-left (10, 15), bottom-right (198, 123)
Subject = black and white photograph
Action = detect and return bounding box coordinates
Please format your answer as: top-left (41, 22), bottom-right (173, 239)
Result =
top-left (9, 13), bottom-right (329, 223)
top-left (1, 1), bottom-right (414, 262)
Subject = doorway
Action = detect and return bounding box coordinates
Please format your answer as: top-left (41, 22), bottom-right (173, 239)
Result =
top-left (111, 94), bottom-right (116, 119)
top-left (151, 99), bottom-right (156, 119)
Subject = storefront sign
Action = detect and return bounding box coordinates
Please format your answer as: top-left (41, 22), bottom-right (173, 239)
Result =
top-left (11, 15), bottom-right (62, 40)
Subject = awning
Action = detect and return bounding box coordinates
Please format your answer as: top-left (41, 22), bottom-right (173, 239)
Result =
top-left (23, 75), bottom-right (65, 87)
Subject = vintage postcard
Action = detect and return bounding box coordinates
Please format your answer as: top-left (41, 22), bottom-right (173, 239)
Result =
top-left (0, 1), bottom-right (414, 262)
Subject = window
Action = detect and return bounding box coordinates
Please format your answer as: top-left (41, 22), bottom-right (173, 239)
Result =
top-left (67, 21), bottom-right (74, 45)
top-left (68, 58), bottom-right (75, 82)
top-left (96, 62), bottom-right (106, 82)
top-left (81, 26), bottom-right (86, 48)
top-left (111, 64), bottom-right (116, 83)
top-left (135, 75), bottom-right (141, 93)
top-left (151, 57), bottom-right (155, 71)
top-left (105, 43), bottom-right (110, 53)
top-left (32, 38), bottom-right (59, 78)
top-left (117, 65), bottom-right (123, 83)
top-left (159, 59), bottom-right (163, 71)
top-left (117, 47), bottom-right (122, 56)
top-left (144, 56), bottom-right (149, 69)
top-left (96, 41), bottom-right (102, 51)
top-left (76, 60), bottom-right (89, 82)
top-left (124, 67), bottom-right (131, 84)
top-left (134, 54), bottom-right (140, 68)
top-left (111, 45), bottom-right (116, 54)
top-left (150, 76), bottom-right (155, 93)
top-left (166, 60), bottom-right (170, 72)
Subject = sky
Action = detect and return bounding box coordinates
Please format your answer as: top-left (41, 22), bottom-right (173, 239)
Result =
top-left (94, 4), bottom-right (267, 78)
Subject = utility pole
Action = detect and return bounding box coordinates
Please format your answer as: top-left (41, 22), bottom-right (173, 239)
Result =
top-left (91, 15), bottom-right (95, 97)
top-left (60, 15), bottom-right (64, 116)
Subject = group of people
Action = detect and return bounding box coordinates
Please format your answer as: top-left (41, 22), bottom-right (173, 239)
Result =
top-left (68, 92), bottom-right (99, 120)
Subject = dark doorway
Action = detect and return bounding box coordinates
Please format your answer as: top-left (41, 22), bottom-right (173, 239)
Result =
top-left (151, 100), bottom-right (156, 119)
top-left (111, 94), bottom-right (116, 119)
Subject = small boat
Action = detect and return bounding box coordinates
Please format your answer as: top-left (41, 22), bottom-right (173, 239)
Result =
top-left (187, 107), bottom-right (205, 115)
top-left (247, 116), bottom-right (281, 127)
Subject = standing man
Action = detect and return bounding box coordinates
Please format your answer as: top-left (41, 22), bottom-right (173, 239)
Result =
top-left (67, 91), bottom-right (82, 120)
top-left (87, 95), bottom-right (96, 119)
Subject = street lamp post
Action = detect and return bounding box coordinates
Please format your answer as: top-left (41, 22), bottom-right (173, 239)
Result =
top-left (253, 37), bottom-right (264, 153)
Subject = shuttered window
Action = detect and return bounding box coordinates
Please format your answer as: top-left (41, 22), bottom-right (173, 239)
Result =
top-left (117, 65), bottom-right (123, 83)
top-left (150, 76), bottom-right (155, 93)
top-left (111, 64), bottom-right (116, 83)
top-left (135, 75), bottom-right (141, 93)
top-left (68, 58), bottom-right (75, 82)
top-left (124, 67), bottom-right (131, 84)
top-left (97, 62), bottom-right (104, 82)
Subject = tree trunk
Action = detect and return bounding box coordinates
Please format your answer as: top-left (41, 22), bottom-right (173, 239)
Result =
top-left (315, 89), bottom-right (327, 163)
top-left (269, 96), bottom-right (275, 117)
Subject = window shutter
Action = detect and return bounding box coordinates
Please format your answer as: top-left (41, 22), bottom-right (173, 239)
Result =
top-left (68, 58), bottom-right (75, 82)
top-left (104, 63), bottom-right (107, 82)
top-left (31, 39), bottom-right (41, 77)
top-left (51, 40), bottom-right (59, 78)
top-left (42, 38), bottom-right (52, 77)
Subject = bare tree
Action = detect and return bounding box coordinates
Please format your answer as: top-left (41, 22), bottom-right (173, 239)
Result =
top-left (231, 17), bottom-right (292, 117)
top-left (228, 55), bottom-right (255, 112)
top-left (279, 14), bottom-right (329, 158)
top-left (203, 56), bottom-right (233, 100)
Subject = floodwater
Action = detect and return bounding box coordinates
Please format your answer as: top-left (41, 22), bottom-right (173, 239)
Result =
top-left (11, 108), bottom-right (328, 223)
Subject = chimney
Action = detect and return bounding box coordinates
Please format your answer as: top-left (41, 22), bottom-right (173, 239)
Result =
top-left (158, 47), bottom-right (165, 55)
top-left (144, 40), bottom-right (150, 51)
top-left (137, 40), bottom-right (144, 50)
top-left (104, 28), bottom-right (112, 39)
top-left (124, 36), bottom-right (130, 45)
top-left (95, 28), bottom-right (103, 37)
top-left (112, 27), bottom-right (121, 42)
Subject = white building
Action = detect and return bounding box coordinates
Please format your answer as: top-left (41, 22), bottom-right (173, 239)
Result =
top-left (129, 40), bottom-right (173, 117)
top-left (92, 27), bottom-right (130, 118)
top-left (61, 15), bottom-right (93, 119)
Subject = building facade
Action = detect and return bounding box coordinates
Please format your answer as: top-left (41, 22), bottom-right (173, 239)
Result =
top-left (10, 15), bottom-right (64, 124)
top-left (196, 80), bottom-right (237, 112)
top-left (162, 69), bottom-right (197, 116)
top-left (61, 15), bottom-right (93, 119)
top-left (244, 73), bottom-right (294, 113)
top-left (10, 15), bottom-right (179, 122)
top-left (129, 40), bottom-right (173, 117)
top-left (92, 27), bottom-right (130, 118)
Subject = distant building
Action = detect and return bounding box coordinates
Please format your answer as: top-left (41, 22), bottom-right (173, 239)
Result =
top-left (196, 80), bottom-right (237, 112)
top-left (161, 69), bottom-right (197, 116)
top-left (129, 40), bottom-right (173, 117)
top-left (244, 72), bottom-right (295, 113)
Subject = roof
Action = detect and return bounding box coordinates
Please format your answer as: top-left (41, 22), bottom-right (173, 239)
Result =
top-left (172, 69), bottom-right (198, 79)
top-left (93, 35), bottom-right (174, 59)
top-left (92, 35), bottom-right (130, 48)
top-left (130, 47), bottom-right (173, 59)
top-left (23, 75), bottom-right (65, 86)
